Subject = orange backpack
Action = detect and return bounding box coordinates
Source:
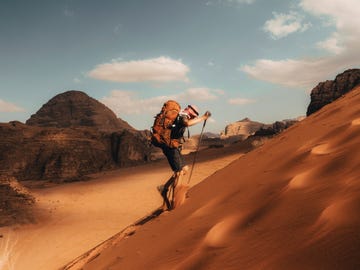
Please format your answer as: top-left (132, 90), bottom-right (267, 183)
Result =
top-left (151, 100), bottom-right (181, 148)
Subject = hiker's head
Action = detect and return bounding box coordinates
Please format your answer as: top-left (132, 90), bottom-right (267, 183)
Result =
top-left (184, 105), bottom-right (199, 119)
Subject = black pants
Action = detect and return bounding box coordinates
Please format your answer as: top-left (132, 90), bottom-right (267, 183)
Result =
top-left (161, 145), bottom-right (185, 172)
top-left (161, 174), bottom-right (177, 209)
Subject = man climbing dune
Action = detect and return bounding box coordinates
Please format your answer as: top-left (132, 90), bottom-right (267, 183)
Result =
top-left (151, 101), bottom-right (211, 210)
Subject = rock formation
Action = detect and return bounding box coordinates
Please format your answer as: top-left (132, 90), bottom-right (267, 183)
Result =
top-left (0, 177), bottom-right (34, 226)
top-left (307, 69), bottom-right (360, 115)
top-left (221, 117), bottom-right (300, 140)
top-left (26, 90), bottom-right (134, 131)
top-left (254, 119), bottom-right (299, 136)
top-left (0, 91), bottom-right (151, 182)
top-left (221, 118), bottom-right (265, 139)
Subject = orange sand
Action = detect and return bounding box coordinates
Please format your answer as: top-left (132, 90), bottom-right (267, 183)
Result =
top-left (0, 143), bottom-right (242, 270)
top-left (77, 86), bottom-right (360, 269)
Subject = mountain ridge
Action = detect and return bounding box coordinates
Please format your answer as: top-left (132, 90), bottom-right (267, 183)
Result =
top-left (26, 90), bottom-right (134, 131)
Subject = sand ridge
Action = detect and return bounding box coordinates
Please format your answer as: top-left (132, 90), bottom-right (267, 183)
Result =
top-left (78, 86), bottom-right (360, 270)
top-left (0, 144), bottom-right (243, 270)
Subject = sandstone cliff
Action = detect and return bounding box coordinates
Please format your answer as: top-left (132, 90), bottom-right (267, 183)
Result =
top-left (0, 91), bottom-right (151, 182)
top-left (26, 90), bottom-right (134, 131)
top-left (221, 118), bottom-right (265, 139)
top-left (221, 118), bottom-right (300, 140)
top-left (254, 119), bottom-right (300, 136)
top-left (307, 69), bottom-right (360, 115)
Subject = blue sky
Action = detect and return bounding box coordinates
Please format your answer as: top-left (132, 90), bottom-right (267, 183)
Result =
top-left (1, 0), bottom-right (359, 133)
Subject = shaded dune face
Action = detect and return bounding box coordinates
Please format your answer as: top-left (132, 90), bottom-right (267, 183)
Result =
top-left (79, 87), bottom-right (360, 270)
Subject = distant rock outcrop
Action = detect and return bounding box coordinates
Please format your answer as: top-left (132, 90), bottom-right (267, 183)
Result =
top-left (307, 69), bottom-right (360, 115)
top-left (221, 118), bottom-right (265, 139)
top-left (0, 91), bottom-right (151, 182)
top-left (26, 90), bottom-right (134, 131)
top-left (254, 119), bottom-right (299, 136)
top-left (184, 117), bottom-right (301, 152)
top-left (220, 117), bottom-right (300, 141)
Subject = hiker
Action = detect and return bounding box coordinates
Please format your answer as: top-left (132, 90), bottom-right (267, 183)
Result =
top-left (152, 102), bottom-right (211, 210)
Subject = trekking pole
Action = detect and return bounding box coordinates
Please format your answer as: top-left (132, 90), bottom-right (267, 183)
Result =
top-left (187, 119), bottom-right (207, 185)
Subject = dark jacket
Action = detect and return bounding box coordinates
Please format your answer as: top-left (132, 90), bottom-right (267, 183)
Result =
top-left (170, 114), bottom-right (189, 145)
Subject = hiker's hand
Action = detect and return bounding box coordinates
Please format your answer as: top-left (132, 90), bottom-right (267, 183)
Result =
top-left (204, 111), bottom-right (211, 119)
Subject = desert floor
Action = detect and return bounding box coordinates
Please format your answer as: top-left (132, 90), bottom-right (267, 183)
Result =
top-left (0, 145), bottom-right (244, 270)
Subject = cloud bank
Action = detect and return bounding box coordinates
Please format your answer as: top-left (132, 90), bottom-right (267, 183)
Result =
top-left (228, 98), bottom-right (256, 105)
top-left (0, 99), bottom-right (24, 112)
top-left (242, 0), bottom-right (360, 89)
top-left (100, 88), bottom-right (223, 116)
top-left (89, 57), bottom-right (190, 83)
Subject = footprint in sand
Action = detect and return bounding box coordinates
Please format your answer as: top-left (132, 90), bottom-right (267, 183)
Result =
top-left (351, 118), bottom-right (360, 126)
top-left (287, 170), bottom-right (313, 190)
top-left (298, 141), bottom-right (315, 152)
top-left (204, 214), bottom-right (242, 248)
top-left (312, 198), bottom-right (360, 239)
top-left (310, 143), bottom-right (333, 155)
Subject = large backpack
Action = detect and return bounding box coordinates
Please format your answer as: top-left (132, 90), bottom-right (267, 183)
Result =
top-left (151, 100), bottom-right (181, 148)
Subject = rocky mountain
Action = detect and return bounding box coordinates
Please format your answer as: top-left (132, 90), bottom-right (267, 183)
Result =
top-left (0, 91), bottom-right (151, 182)
top-left (26, 90), bottom-right (134, 131)
top-left (307, 69), bottom-right (360, 115)
top-left (220, 117), bottom-right (300, 142)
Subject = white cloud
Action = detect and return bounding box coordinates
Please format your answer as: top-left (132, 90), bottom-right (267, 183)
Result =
top-left (300, 0), bottom-right (360, 26)
top-left (0, 99), bottom-right (24, 112)
top-left (88, 56), bottom-right (190, 83)
top-left (100, 91), bottom-right (168, 115)
top-left (241, 58), bottom-right (338, 88)
top-left (300, 0), bottom-right (360, 51)
top-left (228, 98), bottom-right (256, 105)
top-left (242, 0), bottom-right (360, 89)
top-left (263, 11), bottom-right (311, 39)
top-left (178, 88), bottom-right (220, 101)
top-left (316, 33), bottom-right (344, 54)
top-left (101, 88), bottom-right (223, 116)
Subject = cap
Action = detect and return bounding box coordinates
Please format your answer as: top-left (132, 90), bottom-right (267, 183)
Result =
top-left (187, 105), bottom-right (199, 117)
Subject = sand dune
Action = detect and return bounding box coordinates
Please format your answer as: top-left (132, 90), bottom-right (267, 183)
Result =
top-left (76, 86), bottom-right (360, 269)
top-left (0, 142), bottom-right (243, 270)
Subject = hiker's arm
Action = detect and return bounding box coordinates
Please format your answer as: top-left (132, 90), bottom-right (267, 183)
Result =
top-left (185, 111), bottom-right (211, 127)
